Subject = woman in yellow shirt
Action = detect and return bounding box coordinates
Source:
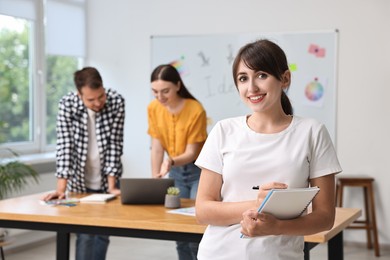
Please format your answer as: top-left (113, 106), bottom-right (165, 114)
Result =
top-left (148, 64), bottom-right (207, 260)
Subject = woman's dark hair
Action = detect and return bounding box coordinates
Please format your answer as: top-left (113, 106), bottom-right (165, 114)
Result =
top-left (151, 64), bottom-right (197, 100)
top-left (74, 67), bottom-right (103, 92)
top-left (232, 39), bottom-right (293, 115)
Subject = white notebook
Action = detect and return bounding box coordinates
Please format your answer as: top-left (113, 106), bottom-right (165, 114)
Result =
top-left (257, 186), bottom-right (320, 220)
top-left (79, 193), bottom-right (117, 203)
top-left (241, 186), bottom-right (320, 238)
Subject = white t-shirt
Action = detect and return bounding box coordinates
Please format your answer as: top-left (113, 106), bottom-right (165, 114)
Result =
top-left (85, 108), bottom-right (102, 190)
top-left (195, 115), bottom-right (342, 260)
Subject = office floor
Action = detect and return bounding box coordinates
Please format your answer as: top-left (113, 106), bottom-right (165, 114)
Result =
top-left (3, 234), bottom-right (390, 260)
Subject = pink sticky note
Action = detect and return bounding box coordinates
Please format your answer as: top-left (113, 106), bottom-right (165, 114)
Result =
top-left (308, 44), bottom-right (319, 54)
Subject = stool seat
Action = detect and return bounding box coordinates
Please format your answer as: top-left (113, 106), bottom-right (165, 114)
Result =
top-left (336, 176), bottom-right (380, 257)
top-left (337, 176), bottom-right (374, 184)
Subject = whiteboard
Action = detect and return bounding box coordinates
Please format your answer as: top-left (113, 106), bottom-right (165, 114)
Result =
top-left (151, 31), bottom-right (338, 142)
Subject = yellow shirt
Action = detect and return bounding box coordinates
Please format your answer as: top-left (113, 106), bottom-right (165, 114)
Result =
top-left (147, 98), bottom-right (207, 157)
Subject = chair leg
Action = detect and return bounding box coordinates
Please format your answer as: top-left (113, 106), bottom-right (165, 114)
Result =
top-left (367, 183), bottom-right (380, 257)
top-left (363, 186), bottom-right (373, 249)
top-left (336, 178), bottom-right (380, 257)
top-left (336, 184), bottom-right (344, 207)
top-left (335, 183), bottom-right (339, 206)
top-left (1, 246), bottom-right (4, 260)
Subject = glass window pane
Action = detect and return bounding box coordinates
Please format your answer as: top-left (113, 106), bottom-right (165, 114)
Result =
top-left (0, 14), bottom-right (33, 143)
top-left (45, 55), bottom-right (81, 145)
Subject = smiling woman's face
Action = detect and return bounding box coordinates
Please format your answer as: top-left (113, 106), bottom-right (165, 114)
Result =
top-left (235, 61), bottom-right (286, 114)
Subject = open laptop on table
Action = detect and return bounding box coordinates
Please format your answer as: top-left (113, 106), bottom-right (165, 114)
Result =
top-left (119, 178), bottom-right (175, 204)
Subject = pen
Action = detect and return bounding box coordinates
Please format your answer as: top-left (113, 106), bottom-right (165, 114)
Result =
top-left (252, 186), bottom-right (259, 190)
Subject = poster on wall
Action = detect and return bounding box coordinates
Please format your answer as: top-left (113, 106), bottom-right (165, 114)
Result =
top-left (151, 30), bottom-right (338, 143)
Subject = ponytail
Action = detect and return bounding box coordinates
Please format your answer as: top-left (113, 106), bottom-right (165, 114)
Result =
top-left (281, 91), bottom-right (293, 115)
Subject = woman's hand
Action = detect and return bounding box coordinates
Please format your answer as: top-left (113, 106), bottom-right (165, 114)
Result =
top-left (156, 158), bottom-right (171, 178)
top-left (255, 182), bottom-right (288, 208)
top-left (240, 209), bottom-right (280, 237)
top-left (240, 182), bottom-right (287, 237)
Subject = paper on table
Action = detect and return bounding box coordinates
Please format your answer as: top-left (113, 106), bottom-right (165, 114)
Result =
top-left (167, 206), bottom-right (196, 217)
top-left (40, 198), bottom-right (80, 206)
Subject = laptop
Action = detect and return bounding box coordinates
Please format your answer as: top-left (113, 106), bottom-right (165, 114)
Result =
top-left (120, 178), bottom-right (175, 204)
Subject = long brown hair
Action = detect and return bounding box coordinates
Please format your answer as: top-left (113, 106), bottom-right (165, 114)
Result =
top-left (151, 64), bottom-right (197, 100)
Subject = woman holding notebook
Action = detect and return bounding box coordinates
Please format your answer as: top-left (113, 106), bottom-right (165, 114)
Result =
top-left (195, 39), bottom-right (342, 259)
top-left (147, 64), bottom-right (208, 260)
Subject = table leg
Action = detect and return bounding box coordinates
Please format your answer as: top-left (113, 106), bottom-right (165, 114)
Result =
top-left (56, 231), bottom-right (70, 260)
top-left (328, 231), bottom-right (343, 260)
top-left (304, 244), bottom-right (310, 260)
top-left (304, 242), bottom-right (317, 260)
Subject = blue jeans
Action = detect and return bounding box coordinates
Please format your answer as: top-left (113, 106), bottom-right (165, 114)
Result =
top-left (76, 233), bottom-right (109, 260)
top-left (169, 163), bottom-right (200, 260)
top-left (76, 188), bottom-right (110, 260)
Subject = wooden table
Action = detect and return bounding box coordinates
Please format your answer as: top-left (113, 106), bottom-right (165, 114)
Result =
top-left (0, 193), bottom-right (360, 260)
top-left (304, 207), bottom-right (361, 260)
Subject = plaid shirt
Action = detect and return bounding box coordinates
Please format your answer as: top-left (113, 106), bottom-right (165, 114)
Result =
top-left (55, 89), bottom-right (125, 193)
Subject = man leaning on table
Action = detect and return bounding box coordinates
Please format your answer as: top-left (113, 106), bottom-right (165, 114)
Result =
top-left (42, 67), bottom-right (125, 260)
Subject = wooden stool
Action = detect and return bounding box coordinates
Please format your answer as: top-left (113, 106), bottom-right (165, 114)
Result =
top-left (336, 176), bottom-right (380, 257)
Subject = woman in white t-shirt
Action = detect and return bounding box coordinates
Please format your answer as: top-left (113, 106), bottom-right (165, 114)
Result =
top-left (195, 39), bottom-right (342, 260)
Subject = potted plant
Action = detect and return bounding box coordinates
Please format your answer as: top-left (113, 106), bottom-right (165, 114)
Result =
top-left (164, 186), bottom-right (181, 208)
top-left (0, 121), bottom-right (39, 240)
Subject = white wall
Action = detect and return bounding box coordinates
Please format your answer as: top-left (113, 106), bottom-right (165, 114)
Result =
top-left (86, 0), bottom-right (390, 245)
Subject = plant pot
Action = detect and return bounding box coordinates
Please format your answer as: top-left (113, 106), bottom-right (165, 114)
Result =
top-left (164, 194), bottom-right (181, 208)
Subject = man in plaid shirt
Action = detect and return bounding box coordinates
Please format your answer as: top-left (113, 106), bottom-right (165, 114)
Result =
top-left (43, 67), bottom-right (125, 260)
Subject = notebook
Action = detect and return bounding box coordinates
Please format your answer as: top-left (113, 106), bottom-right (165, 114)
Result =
top-left (241, 186), bottom-right (320, 238)
top-left (120, 178), bottom-right (175, 204)
top-left (257, 186), bottom-right (320, 220)
top-left (79, 193), bottom-right (117, 203)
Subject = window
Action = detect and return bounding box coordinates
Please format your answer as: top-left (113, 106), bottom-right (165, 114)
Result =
top-left (46, 55), bottom-right (82, 145)
top-left (0, 15), bottom-right (33, 144)
top-left (0, 0), bottom-right (85, 153)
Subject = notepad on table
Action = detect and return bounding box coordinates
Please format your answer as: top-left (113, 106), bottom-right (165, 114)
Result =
top-left (79, 194), bottom-right (117, 203)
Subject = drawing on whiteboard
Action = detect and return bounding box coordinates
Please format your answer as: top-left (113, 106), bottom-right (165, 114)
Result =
top-left (197, 51), bottom-right (210, 66)
top-left (305, 77), bottom-right (324, 102)
top-left (202, 75), bottom-right (236, 98)
top-left (170, 56), bottom-right (189, 76)
top-left (226, 44), bottom-right (234, 64)
top-left (303, 77), bottom-right (326, 107)
top-left (308, 44), bottom-right (326, 58)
